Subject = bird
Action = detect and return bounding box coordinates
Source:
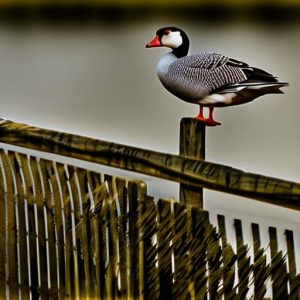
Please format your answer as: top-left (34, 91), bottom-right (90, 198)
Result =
top-left (146, 26), bottom-right (288, 126)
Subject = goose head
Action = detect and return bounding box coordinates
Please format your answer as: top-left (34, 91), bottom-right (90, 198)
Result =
top-left (146, 27), bottom-right (190, 58)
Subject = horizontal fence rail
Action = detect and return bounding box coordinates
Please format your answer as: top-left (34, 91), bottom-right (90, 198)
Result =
top-left (0, 149), bottom-right (299, 299)
top-left (0, 119), bottom-right (299, 210)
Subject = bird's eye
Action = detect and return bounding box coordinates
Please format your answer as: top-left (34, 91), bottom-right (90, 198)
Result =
top-left (164, 30), bottom-right (171, 35)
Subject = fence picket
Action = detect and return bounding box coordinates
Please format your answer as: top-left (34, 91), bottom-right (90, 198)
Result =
top-left (157, 199), bottom-right (173, 299)
top-left (217, 215), bottom-right (236, 299)
top-left (190, 208), bottom-right (209, 300)
top-left (127, 181), bottom-right (147, 299)
top-left (72, 169), bottom-right (91, 299)
top-left (173, 202), bottom-right (191, 299)
top-left (104, 175), bottom-right (120, 299)
top-left (234, 219), bottom-right (251, 299)
top-left (269, 227), bottom-right (288, 300)
top-left (0, 159), bottom-right (6, 299)
top-left (28, 158), bottom-right (52, 298)
top-left (205, 222), bottom-right (222, 299)
top-left (139, 196), bottom-right (159, 299)
top-left (115, 177), bottom-right (129, 298)
top-left (8, 151), bottom-right (32, 300)
top-left (88, 178), bottom-right (108, 299)
top-left (42, 160), bottom-right (66, 298)
top-left (18, 153), bottom-right (43, 298)
top-left (0, 150), bottom-right (18, 299)
top-left (285, 229), bottom-right (300, 299)
top-left (251, 223), bottom-right (268, 299)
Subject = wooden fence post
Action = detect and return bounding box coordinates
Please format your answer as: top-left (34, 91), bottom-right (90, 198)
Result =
top-left (179, 118), bottom-right (205, 209)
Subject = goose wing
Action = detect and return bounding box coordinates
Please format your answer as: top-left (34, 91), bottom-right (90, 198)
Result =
top-left (167, 52), bottom-right (283, 96)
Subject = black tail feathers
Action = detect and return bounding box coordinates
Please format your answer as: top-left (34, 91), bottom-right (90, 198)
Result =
top-left (243, 67), bottom-right (278, 83)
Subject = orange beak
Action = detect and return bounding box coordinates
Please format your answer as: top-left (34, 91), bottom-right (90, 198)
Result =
top-left (146, 35), bottom-right (162, 48)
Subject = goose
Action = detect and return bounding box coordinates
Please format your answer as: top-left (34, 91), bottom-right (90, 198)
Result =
top-left (146, 26), bottom-right (288, 126)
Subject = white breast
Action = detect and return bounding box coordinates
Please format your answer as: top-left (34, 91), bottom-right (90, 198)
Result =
top-left (157, 52), bottom-right (177, 80)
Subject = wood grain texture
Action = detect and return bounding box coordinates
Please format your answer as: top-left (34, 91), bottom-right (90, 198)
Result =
top-left (179, 118), bottom-right (205, 209)
top-left (285, 230), bottom-right (300, 299)
top-left (139, 196), bottom-right (159, 299)
top-left (251, 223), bottom-right (268, 299)
top-left (217, 215), bottom-right (236, 299)
top-left (0, 150), bottom-right (299, 299)
top-left (157, 199), bottom-right (173, 299)
top-left (0, 119), bottom-right (299, 210)
top-left (190, 208), bottom-right (209, 299)
top-left (234, 219), bottom-right (251, 299)
top-left (269, 227), bottom-right (289, 300)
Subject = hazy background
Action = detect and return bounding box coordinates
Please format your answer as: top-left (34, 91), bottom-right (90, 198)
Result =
top-left (0, 2), bottom-right (299, 277)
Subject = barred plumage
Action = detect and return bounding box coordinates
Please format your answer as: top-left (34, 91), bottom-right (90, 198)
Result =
top-left (146, 26), bottom-right (288, 126)
top-left (158, 52), bottom-right (248, 102)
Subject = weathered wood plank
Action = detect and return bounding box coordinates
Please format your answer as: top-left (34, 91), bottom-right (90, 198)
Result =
top-left (217, 214), bottom-right (227, 246)
top-left (0, 184), bottom-right (5, 299)
top-left (51, 161), bottom-right (73, 297)
top-left (139, 196), bottom-right (159, 299)
top-left (100, 192), bottom-right (113, 299)
top-left (234, 219), bottom-right (251, 299)
top-left (88, 179), bottom-right (108, 299)
top-left (285, 229), bottom-right (300, 300)
top-left (15, 154), bottom-right (35, 298)
top-left (69, 169), bottom-right (88, 299)
top-left (28, 157), bottom-right (51, 298)
top-left (0, 119), bottom-right (299, 210)
top-left (217, 215), bottom-right (236, 299)
top-left (285, 229), bottom-right (296, 277)
top-left (104, 175), bottom-right (120, 299)
top-left (53, 162), bottom-right (74, 298)
top-left (74, 222), bottom-right (86, 297)
top-left (0, 150), bottom-right (18, 299)
top-left (190, 208), bottom-right (209, 300)
top-left (7, 152), bottom-right (30, 299)
top-left (15, 152), bottom-right (40, 299)
top-left (77, 197), bottom-right (94, 298)
top-left (251, 223), bottom-right (268, 299)
top-left (127, 181), bottom-right (147, 299)
top-left (67, 166), bottom-right (83, 223)
top-left (75, 165), bottom-right (97, 297)
top-left (42, 160), bottom-right (66, 298)
top-left (269, 227), bottom-right (288, 300)
top-left (64, 164), bottom-right (81, 299)
top-left (180, 118), bottom-right (205, 209)
top-left (173, 202), bottom-right (191, 299)
top-left (206, 223), bottom-right (222, 299)
top-left (157, 199), bottom-right (173, 299)
top-left (115, 177), bottom-right (129, 299)
top-left (36, 158), bottom-right (60, 298)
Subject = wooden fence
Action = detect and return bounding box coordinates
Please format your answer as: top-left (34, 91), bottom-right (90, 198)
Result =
top-left (0, 118), bottom-right (299, 299)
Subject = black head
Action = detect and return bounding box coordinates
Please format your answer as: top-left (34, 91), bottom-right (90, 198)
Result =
top-left (146, 27), bottom-right (190, 58)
